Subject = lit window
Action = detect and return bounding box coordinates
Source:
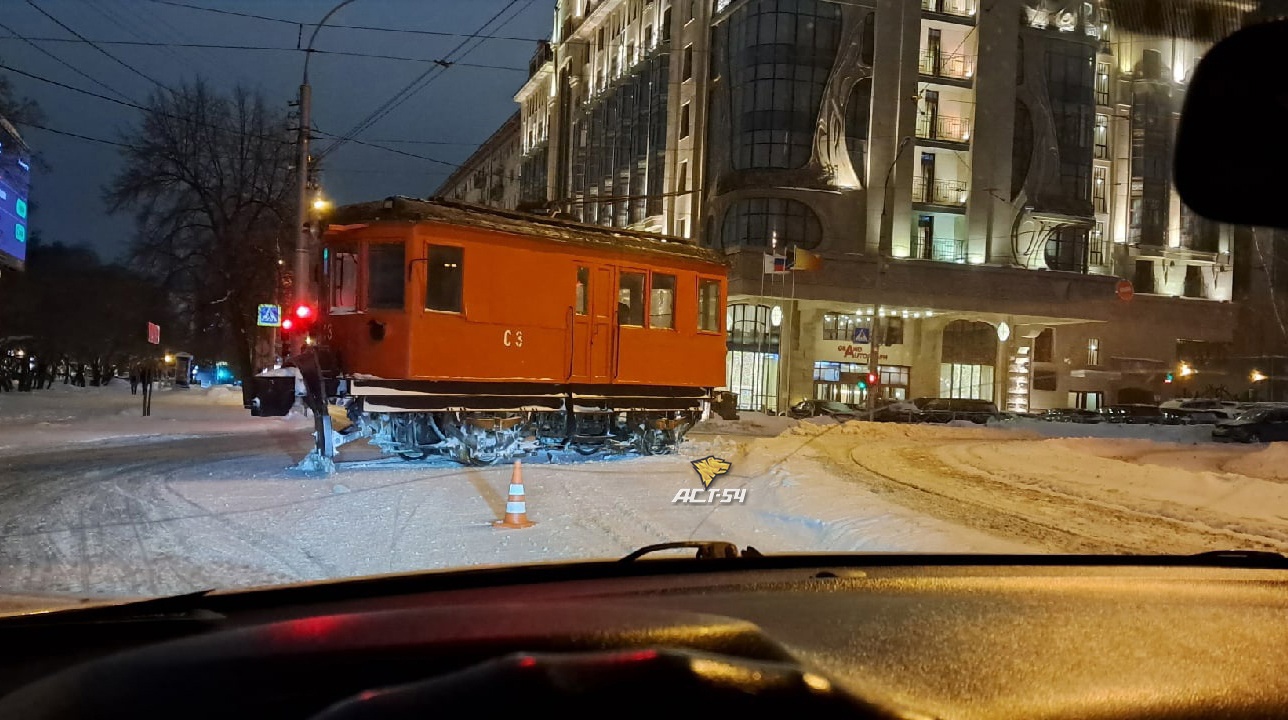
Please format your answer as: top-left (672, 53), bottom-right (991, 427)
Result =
top-left (1087, 337), bottom-right (1101, 366)
top-left (698, 279), bottom-right (721, 332)
top-left (650, 274), bottom-right (676, 329)
top-left (575, 266), bottom-right (589, 315)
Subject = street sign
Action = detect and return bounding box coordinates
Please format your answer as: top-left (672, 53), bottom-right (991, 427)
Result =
top-left (257, 304), bottom-right (282, 327)
top-left (1116, 279), bottom-right (1134, 302)
top-left (852, 326), bottom-right (871, 344)
top-left (147, 322), bottom-right (160, 345)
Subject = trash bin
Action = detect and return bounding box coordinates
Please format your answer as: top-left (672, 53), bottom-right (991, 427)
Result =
top-left (713, 391), bottom-right (740, 421)
top-left (248, 375), bottom-right (297, 417)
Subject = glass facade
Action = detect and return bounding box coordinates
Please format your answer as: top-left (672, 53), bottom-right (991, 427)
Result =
top-left (1129, 50), bottom-right (1173, 246)
top-left (519, 145), bottom-right (548, 207)
top-left (939, 320), bottom-right (998, 400)
top-left (844, 78), bottom-right (872, 186)
top-left (813, 362), bottom-right (910, 403)
top-left (722, 0), bottom-right (842, 170)
top-left (719, 197), bottom-right (823, 249)
top-left (568, 50), bottom-right (669, 225)
top-left (1044, 39), bottom-right (1096, 210)
top-left (726, 303), bottom-right (782, 410)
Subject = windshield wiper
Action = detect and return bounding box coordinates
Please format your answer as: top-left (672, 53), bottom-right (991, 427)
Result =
top-left (1184, 550), bottom-right (1288, 568)
top-left (0, 588), bottom-right (222, 626)
top-left (620, 541), bottom-right (764, 562)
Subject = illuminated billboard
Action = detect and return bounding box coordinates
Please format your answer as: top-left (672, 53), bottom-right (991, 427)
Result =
top-left (0, 117), bottom-right (31, 272)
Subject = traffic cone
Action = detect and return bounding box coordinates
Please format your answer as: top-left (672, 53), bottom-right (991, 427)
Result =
top-left (494, 460), bottom-right (535, 529)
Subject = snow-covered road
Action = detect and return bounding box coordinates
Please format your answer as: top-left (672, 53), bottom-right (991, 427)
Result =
top-left (3, 385), bottom-right (1287, 600)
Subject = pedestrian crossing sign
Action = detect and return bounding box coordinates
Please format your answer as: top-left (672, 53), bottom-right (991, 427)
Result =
top-left (257, 304), bottom-right (282, 327)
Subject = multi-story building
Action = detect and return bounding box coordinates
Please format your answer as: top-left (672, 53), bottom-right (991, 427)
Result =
top-left (434, 111), bottom-right (522, 211)
top-left (495, 0), bottom-right (1275, 412)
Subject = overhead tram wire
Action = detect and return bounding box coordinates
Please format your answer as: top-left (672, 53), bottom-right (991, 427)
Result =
top-left (0, 60), bottom-right (473, 170)
top-left (316, 0), bottom-right (533, 160)
top-left (19, 120), bottom-right (136, 148)
top-left (0, 36), bottom-right (528, 71)
top-left (139, 0), bottom-right (547, 44)
top-left (0, 20), bottom-right (135, 103)
top-left (24, 0), bottom-right (171, 93)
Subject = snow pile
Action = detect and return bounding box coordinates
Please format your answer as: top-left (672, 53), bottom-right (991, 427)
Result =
top-left (1224, 443), bottom-right (1288, 481)
top-left (692, 411), bottom-right (799, 437)
top-left (993, 416), bottom-right (1215, 444)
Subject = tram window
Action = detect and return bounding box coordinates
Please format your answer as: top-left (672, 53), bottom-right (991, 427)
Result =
top-left (650, 273), bottom-right (675, 329)
top-left (698, 279), bottom-right (721, 332)
top-left (575, 266), bottom-right (589, 315)
top-left (331, 252), bottom-right (357, 312)
top-left (367, 243), bottom-right (405, 310)
top-left (618, 272), bottom-right (645, 326)
top-left (425, 244), bottom-right (464, 313)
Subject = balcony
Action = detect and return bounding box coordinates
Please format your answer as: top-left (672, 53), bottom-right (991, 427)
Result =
top-left (913, 177), bottom-right (968, 207)
top-left (918, 50), bottom-right (975, 82)
top-left (910, 236), bottom-right (968, 263)
top-left (921, 0), bottom-right (977, 20)
top-left (915, 114), bottom-right (971, 144)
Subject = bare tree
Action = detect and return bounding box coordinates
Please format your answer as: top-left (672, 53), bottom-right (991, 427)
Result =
top-left (105, 81), bottom-right (295, 378)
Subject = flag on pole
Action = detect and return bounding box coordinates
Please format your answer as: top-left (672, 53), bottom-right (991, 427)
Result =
top-left (790, 247), bottom-right (822, 271)
top-left (763, 252), bottom-right (789, 274)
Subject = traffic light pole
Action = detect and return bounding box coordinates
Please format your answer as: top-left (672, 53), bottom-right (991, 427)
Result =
top-left (291, 0), bottom-right (355, 362)
top-left (291, 81), bottom-right (311, 361)
top-left (868, 136), bottom-right (912, 422)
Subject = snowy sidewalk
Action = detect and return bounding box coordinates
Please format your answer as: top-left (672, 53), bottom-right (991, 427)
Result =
top-left (0, 381), bottom-right (309, 455)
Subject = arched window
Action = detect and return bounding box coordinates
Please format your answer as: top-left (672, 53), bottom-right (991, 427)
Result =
top-left (720, 197), bottom-right (824, 250)
top-left (940, 320), bottom-right (998, 400)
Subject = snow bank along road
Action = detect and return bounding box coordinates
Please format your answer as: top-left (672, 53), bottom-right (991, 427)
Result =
top-left (2, 386), bottom-right (1287, 599)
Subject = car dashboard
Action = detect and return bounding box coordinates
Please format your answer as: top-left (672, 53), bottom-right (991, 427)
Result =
top-left (1, 555), bottom-right (1288, 719)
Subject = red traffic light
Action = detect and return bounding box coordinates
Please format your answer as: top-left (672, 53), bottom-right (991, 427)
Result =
top-left (866, 373), bottom-right (878, 385)
top-left (281, 318), bottom-right (295, 331)
top-left (294, 304), bottom-right (313, 320)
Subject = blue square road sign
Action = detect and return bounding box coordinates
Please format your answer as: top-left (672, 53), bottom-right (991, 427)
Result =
top-left (257, 304), bottom-right (281, 327)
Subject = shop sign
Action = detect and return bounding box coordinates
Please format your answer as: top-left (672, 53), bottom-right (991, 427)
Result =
top-left (833, 345), bottom-right (889, 362)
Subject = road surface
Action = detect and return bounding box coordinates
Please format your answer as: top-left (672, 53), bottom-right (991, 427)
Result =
top-left (3, 409), bottom-right (1286, 601)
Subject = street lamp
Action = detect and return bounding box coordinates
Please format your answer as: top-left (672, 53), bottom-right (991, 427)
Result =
top-left (291, 0), bottom-right (357, 359)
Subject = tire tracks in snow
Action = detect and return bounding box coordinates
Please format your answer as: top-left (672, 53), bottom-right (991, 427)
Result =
top-left (835, 438), bottom-right (1288, 554)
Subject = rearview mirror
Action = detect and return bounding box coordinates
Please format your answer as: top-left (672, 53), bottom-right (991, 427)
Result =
top-left (1176, 19), bottom-right (1288, 229)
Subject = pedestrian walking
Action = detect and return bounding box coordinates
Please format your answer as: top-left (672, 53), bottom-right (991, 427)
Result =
top-left (74, 363), bottom-right (86, 387)
top-left (129, 366), bottom-right (139, 395)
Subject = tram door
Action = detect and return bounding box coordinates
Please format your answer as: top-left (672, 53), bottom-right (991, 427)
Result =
top-left (571, 264), bottom-right (614, 383)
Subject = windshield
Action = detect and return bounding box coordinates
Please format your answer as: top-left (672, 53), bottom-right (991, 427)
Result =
top-left (0, 0), bottom-right (1285, 602)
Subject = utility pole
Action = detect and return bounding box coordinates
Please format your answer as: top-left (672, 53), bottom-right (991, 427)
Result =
top-left (291, 0), bottom-right (356, 360)
top-left (868, 136), bottom-right (912, 421)
top-left (291, 81), bottom-right (312, 360)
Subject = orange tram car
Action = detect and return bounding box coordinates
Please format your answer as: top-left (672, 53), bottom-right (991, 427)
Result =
top-left (288, 197), bottom-right (728, 465)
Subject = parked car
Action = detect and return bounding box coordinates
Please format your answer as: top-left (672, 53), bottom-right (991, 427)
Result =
top-left (1041, 408), bottom-right (1104, 424)
top-left (1212, 407), bottom-right (1288, 443)
top-left (786, 400), bottom-right (859, 421)
top-left (914, 398), bottom-right (1001, 424)
top-left (848, 400), bottom-right (924, 423)
top-left (1099, 404), bottom-right (1169, 424)
top-left (1161, 398), bottom-right (1241, 421)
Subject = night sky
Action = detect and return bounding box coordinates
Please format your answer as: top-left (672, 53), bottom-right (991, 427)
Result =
top-left (0, 0), bottom-right (552, 262)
